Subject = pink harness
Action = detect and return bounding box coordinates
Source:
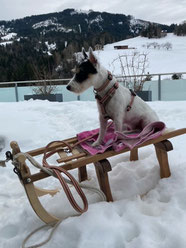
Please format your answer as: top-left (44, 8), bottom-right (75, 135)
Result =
top-left (94, 72), bottom-right (136, 119)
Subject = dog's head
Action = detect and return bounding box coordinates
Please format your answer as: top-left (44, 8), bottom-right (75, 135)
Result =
top-left (66, 47), bottom-right (98, 94)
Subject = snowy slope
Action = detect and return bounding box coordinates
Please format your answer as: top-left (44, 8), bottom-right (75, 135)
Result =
top-left (95, 33), bottom-right (186, 75)
top-left (0, 100), bottom-right (186, 248)
top-left (1, 32), bottom-right (17, 40)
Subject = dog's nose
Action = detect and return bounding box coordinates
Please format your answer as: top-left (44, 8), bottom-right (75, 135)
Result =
top-left (66, 85), bottom-right (71, 91)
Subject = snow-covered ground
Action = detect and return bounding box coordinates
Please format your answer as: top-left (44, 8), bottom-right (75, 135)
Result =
top-left (0, 100), bottom-right (186, 248)
top-left (95, 33), bottom-right (186, 76)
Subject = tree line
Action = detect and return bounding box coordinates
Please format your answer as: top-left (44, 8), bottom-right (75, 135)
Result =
top-left (0, 31), bottom-right (115, 83)
top-left (173, 22), bottom-right (186, 36)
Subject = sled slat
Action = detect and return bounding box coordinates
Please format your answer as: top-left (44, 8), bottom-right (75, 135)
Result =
top-left (28, 137), bottom-right (78, 156)
top-left (57, 152), bottom-right (87, 163)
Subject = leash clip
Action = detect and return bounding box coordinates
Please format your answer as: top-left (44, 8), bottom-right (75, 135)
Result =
top-left (13, 167), bottom-right (22, 180)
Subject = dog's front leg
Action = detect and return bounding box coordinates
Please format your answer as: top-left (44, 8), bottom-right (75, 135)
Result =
top-left (92, 115), bottom-right (107, 147)
top-left (113, 116), bottom-right (123, 133)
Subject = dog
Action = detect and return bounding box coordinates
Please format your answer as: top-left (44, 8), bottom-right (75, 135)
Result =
top-left (66, 47), bottom-right (159, 146)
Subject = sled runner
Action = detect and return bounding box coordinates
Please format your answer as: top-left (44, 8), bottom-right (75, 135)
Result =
top-left (4, 126), bottom-right (185, 225)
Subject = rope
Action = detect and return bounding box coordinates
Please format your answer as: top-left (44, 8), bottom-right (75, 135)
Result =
top-left (22, 220), bottom-right (63, 248)
top-left (12, 153), bottom-right (106, 248)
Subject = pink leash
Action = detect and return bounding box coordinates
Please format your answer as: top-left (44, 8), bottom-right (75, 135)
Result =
top-left (43, 141), bottom-right (88, 213)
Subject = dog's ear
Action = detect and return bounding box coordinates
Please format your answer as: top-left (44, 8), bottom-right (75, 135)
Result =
top-left (89, 47), bottom-right (97, 66)
top-left (82, 47), bottom-right (88, 60)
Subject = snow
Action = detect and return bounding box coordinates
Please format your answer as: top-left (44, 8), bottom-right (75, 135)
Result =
top-left (90, 15), bottom-right (103, 24)
top-left (0, 100), bottom-right (186, 248)
top-left (96, 33), bottom-right (186, 75)
top-left (130, 17), bottom-right (148, 28)
top-left (32, 19), bottom-right (58, 29)
top-left (45, 41), bottom-right (56, 52)
top-left (78, 24), bottom-right (82, 33)
top-left (0, 41), bottom-right (13, 46)
top-left (32, 19), bottom-right (73, 33)
top-left (0, 29), bottom-right (16, 46)
top-left (0, 25), bottom-right (11, 36)
top-left (1, 32), bottom-right (17, 40)
top-left (70, 9), bottom-right (93, 16)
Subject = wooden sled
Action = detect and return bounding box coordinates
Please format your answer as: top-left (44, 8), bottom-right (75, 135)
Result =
top-left (10, 128), bottom-right (186, 224)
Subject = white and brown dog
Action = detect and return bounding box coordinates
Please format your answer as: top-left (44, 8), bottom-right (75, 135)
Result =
top-left (67, 47), bottom-right (159, 146)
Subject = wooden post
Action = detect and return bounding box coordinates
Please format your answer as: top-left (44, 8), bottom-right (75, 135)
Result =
top-left (94, 159), bottom-right (113, 202)
top-left (158, 74), bottom-right (161, 100)
top-left (78, 166), bottom-right (88, 182)
top-left (130, 148), bottom-right (139, 161)
top-left (154, 140), bottom-right (173, 178)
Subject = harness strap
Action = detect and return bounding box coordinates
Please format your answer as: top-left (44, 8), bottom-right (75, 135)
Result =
top-left (95, 82), bottom-right (119, 119)
top-left (93, 73), bottom-right (136, 119)
top-left (126, 89), bottom-right (136, 112)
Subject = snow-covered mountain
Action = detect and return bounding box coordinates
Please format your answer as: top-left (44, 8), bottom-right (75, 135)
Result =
top-left (0, 8), bottom-right (171, 42)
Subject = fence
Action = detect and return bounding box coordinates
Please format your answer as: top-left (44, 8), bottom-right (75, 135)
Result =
top-left (0, 72), bottom-right (186, 102)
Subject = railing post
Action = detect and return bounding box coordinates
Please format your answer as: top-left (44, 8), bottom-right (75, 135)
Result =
top-left (15, 83), bottom-right (19, 102)
top-left (158, 75), bottom-right (161, 100)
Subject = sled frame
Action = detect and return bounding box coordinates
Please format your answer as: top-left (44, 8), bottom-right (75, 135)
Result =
top-left (10, 128), bottom-right (186, 224)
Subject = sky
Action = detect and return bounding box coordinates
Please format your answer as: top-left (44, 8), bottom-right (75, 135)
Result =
top-left (0, 0), bottom-right (186, 25)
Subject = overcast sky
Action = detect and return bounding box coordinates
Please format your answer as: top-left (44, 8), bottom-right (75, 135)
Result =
top-left (1, 0), bottom-right (186, 25)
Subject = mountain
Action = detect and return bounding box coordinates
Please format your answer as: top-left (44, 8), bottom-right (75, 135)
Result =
top-left (0, 9), bottom-right (172, 82)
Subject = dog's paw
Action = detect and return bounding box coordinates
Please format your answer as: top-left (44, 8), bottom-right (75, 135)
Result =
top-left (92, 140), bottom-right (101, 147)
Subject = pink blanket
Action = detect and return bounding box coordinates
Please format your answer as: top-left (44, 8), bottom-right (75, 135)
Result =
top-left (77, 121), bottom-right (166, 155)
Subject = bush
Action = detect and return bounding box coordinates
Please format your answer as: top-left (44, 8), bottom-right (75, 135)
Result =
top-left (111, 50), bottom-right (149, 91)
top-left (172, 73), bottom-right (182, 80)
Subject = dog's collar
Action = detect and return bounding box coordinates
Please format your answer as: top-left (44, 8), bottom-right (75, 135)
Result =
top-left (126, 89), bottom-right (136, 111)
top-left (94, 71), bottom-right (113, 93)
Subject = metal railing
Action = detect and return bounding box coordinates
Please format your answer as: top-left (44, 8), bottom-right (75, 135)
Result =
top-left (0, 72), bottom-right (186, 102)
top-left (0, 78), bottom-right (70, 102)
top-left (115, 72), bottom-right (186, 101)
